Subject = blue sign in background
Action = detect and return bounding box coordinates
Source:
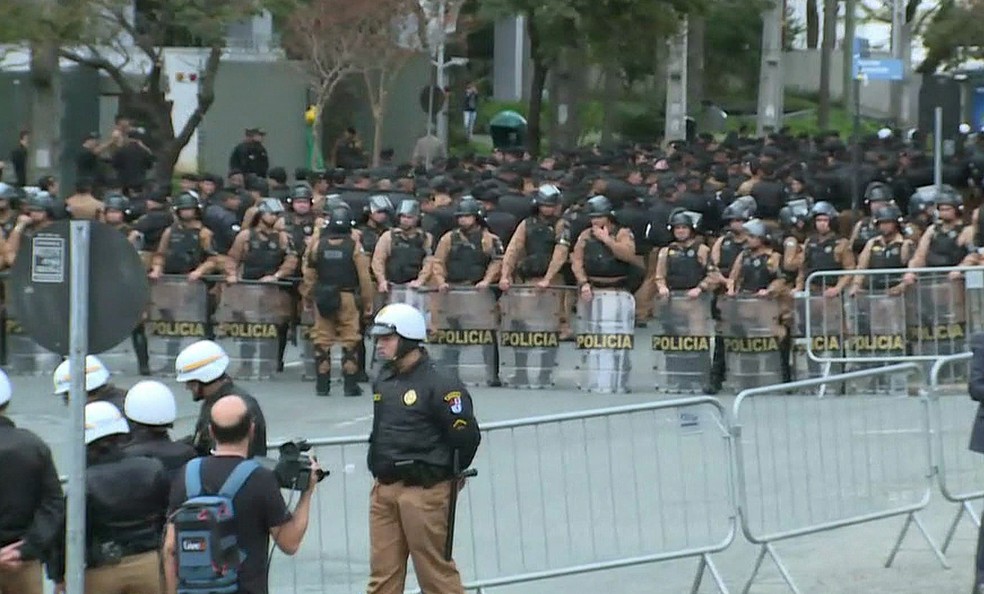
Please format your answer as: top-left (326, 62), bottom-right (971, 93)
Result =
top-left (853, 58), bottom-right (904, 81)
top-left (972, 86), bottom-right (984, 132)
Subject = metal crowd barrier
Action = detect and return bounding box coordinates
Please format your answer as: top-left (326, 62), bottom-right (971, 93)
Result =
top-left (270, 397), bottom-right (737, 594)
top-left (731, 362), bottom-right (946, 594)
top-left (928, 352), bottom-right (984, 556)
top-left (804, 266), bottom-right (984, 366)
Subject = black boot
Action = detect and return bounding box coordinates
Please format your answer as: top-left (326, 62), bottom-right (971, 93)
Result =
top-left (132, 327), bottom-right (151, 376)
top-left (706, 336), bottom-right (725, 394)
top-left (315, 348), bottom-right (331, 396)
top-left (343, 374), bottom-right (363, 396)
top-left (316, 372), bottom-right (331, 396)
top-left (276, 324), bottom-right (288, 373)
top-left (355, 339), bottom-right (370, 382)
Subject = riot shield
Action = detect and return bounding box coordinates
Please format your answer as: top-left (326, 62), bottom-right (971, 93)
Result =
top-left (647, 292), bottom-right (713, 393)
top-left (845, 291), bottom-right (908, 393)
top-left (906, 277), bottom-right (967, 383)
top-left (718, 295), bottom-right (784, 392)
top-left (4, 316), bottom-right (60, 376)
top-left (427, 287), bottom-right (498, 386)
top-left (146, 278), bottom-right (209, 374)
top-left (575, 290), bottom-right (635, 393)
top-left (498, 287), bottom-right (570, 389)
top-left (214, 283), bottom-right (292, 380)
top-left (793, 292), bottom-right (845, 387)
top-left (387, 284), bottom-right (431, 314)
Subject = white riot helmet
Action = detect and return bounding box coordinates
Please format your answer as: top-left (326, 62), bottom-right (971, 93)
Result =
top-left (53, 355), bottom-right (110, 395)
top-left (175, 340), bottom-right (229, 383)
top-left (369, 303), bottom-right (427, 340)
top-left (125, 380), bottom-right (177, 426)
top-left (0, 370), bottom-right (11, 407)
top-left (84, 400), bottom-right (130, 445)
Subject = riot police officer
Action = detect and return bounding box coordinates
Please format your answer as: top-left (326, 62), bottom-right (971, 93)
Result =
top-left (0, 370), bottom-right (64, 594)
top-left (284, 184), bottom-right (318, 260)
top-left (227, 198), bottom-right (297, 282)
top-left (649, 208), bottom-right (714, 299)
top-left (709, 197), bottom-right (754, 284)
top-left (122, 380), bottom-right (196, 477)
top-left (149, 192), bottom-right (226, 282)
top-left (301, 205), bottom-right (374, 396)
top-left (777, 199), bottom-right (812, 283)
top-left (372, 199), bottom-right (434, 293)
top-left (907, 186), bottom-right (937, 242)
top-left (5, 192), bottom-right (53, 267)
top-left (906, 187), bottom-right (975, 282)
top-left (499, 184), bottom-right (571, 291)
top-left (794, 201), bottom-right (855, 296)
top-left (571, 195), bottom-right (637, 301)
top-left (849, 181), bottom-right (894, 255)
top-left (850, 204), bottom-right (914, 297)
top-left (52, 355), bottom-right (127, 412)
top-left (432, 196), bottom-right (504, 292)
top-left (365, 303), bottom-right (480, 594)
top-left (727, 219), bottom-right (786, 297)
top-left (49, 401), bottom-right (169, 594)
top-left (102, 193), bottom-right (143, 248)
top-left (174, 339), bottom-right (268, 457)
top-left (0, 183), bottom-right (20, 237)
top-left (360, 194), bottom-right (394, 260)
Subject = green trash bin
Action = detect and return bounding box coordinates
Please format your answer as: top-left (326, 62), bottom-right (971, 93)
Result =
top-left (489, 110), bottom-right (528, 150)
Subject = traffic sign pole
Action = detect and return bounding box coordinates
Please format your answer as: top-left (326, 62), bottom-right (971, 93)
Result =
top-left (65, 220), bottom-right (90, 594)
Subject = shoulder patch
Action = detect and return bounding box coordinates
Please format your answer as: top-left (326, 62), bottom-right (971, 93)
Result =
top-left (444, 391), bottom-right (463, 414)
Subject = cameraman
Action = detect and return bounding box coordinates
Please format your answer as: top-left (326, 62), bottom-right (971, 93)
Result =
top-left (162, 395), bottom-right (317, 594)
top-left (0, 370), bottom-right (64, 594)
top-left (366, 304), bottom-right (481, 594)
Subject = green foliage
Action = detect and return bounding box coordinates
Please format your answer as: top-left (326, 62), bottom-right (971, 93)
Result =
top-left (704, 0), bottom-right (764, 99)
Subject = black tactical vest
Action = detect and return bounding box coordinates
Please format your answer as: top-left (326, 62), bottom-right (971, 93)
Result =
top-left (86, 454), bottom-right (167, 564)
top-left (740, 249), bottom-right (776, 292)
top-left (446, 230), bottom-right (490, 284)
top-left (359, 223), bottom-right (388, 258)
top-left (285, 214), bottom-right (315, 256)
top-left (868, 238), bottom-right (906, 290)
top-left (583, 225), bottom-right (630, 279)
top-left (853, 219), bottom-right (878, 255)
top-left (242, 229), bottom-right (286, 280)
top-left (164, 224), bottom-right (204, 274)
top-left (803, 235), bottom-right (842, 286)
top-left (927, 223), bottom-right (965, 267)
top-left (665, 242), bottom-right (705, 290)
top-left (386, 230), bottom-right (427, 284)
top-left (519, 216), bottom-right (557, 279)
top-left (717, 233), bottom-right (745, 276)
top-left (314, 234), bottom-right (359, 290)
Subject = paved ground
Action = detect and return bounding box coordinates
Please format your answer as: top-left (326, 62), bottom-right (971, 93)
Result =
top-left (4, 357), bottom-right (982, 594)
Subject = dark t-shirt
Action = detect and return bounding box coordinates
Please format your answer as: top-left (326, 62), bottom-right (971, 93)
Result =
top-left (168, 456), bottom-right (291, 594)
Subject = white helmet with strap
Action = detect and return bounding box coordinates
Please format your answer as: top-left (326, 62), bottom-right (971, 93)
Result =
top-left (175, 340), bottom-right (229, 383)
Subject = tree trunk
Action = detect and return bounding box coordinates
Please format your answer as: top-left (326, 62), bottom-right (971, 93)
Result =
top-left (599, 62), bottom-right (620, 147)
top-left (687, 16), bottom-right (705, 112)
top-left (806, 0), bottom-right (819, 49)
top-left (29, 41), bottom-right (60, 183)
top-left (525, 16), bottom-right (549, 157)
top-left (818, 0), bottom-right (838, 130)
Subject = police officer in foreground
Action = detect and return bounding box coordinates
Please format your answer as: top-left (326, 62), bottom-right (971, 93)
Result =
top-left (0, 370), bottom-right (64, 594)
top-left (50, 401), bottom-right (169, 594)
top-left (366, 304), bottom-right (480, 594)
top-left (122, 380), bottom-right (196, 477)
top-left (174, 340), bottom-right (268, 457)
top-left (51, 355), bottom-right (126, 411)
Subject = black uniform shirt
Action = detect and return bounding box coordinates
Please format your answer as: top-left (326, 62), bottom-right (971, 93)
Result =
top-left (188, 379), bottom-right (268, 458)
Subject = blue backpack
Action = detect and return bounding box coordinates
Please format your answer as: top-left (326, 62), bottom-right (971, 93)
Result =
top-left (174, 458), bottom-right (259, 594)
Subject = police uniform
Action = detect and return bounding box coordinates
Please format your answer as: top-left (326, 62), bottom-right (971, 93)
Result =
top-left (852, 232), bottom-right (914, 294)
top-left (301, 219), bottom-right (374, 396)
top-left (284, 212), bottom-right (317, 269)
top-left (187, 379), bottom-right (268, 458)
top-left (6, 216), bottom-right (50, 267)
top-left (371, 227), bottom-right (435, 288)
top-left (359, 220), bottom-right (390, 263)
top-left (432, 227), bottom-right (504, 287)
top-left (227, 225), bottom-right (297, 281)
top-left (367, 348), bottom-right (480, 594)
top-left (570, 223), bottom-right (637, 290)
top-left (729, 246), bottom-right (785, 295)
top-left (909, 220), bottom-right (975, 269)
top-left (849, 217), bottom-right (879, 256)
top-left (709, 230), bottom-right (746, 283)
top-left (151, 220), bottom-right (223, 278)
top-left (499, 214), bottom-right (571, 285)
top-left (123, 426), bottom-right (196, 479)
top-left (794, 232), bottom-right (855, 292)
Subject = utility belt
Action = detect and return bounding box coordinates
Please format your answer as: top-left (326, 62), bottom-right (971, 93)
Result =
top-left (588, 276), bottom-right (627, 289)
top-left (374, 460), bottom-right (451, 488)
top-left (87, 535), bottom-right (160, 568)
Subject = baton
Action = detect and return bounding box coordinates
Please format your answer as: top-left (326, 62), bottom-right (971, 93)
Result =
top-left (444, 450), bottom-right (478, 561)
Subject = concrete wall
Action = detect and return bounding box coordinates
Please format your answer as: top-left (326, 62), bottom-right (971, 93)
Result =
top-left (783, 49), bottom-right (921, 123)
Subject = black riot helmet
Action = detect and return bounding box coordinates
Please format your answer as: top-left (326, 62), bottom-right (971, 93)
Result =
top-left (935, 185), bottom-right (963, 209)
top-left (455, 196), bottom-right (484, 218)
top-left (810, 201), bottom-right (838, 221)
top-left (396, 199), bottom-right (421, 219)
top-left (367, 194), bottom-right (394, 214)
top-left (585, 195), bottom-right (614, 219)
top-left (742, 218), bottom-right (769, 239)
top-left (0, 183), bottom-right (17, 202)
top-left (257, 197), bottom-right (285, 215)
top-left (326, 205), bottom-right (354, 234)
top-left (872, 203), bottom-right (904, 225)
top-left (864, 181), bottom-right (893, 205)
top-left (534, 184), bottom-right (562, 207)
top-left (103, 193), bottom-right (131, 214)
top-left (779, 198), bottom-right (811, 230)
top-left (722, 195), bottom-right (756, 222)
top-left (908, 187), bottom-right (936, 217)
top-left (667, 208), bottom-right (700, 231)
top-left (288, 184), bottom-right (314, 204)
top-left (25, 191), bottom-right (55, 215)
top-left (325, 193), bottom-right (347, 211)
top-left (172, 191), bottom-right (200, 212)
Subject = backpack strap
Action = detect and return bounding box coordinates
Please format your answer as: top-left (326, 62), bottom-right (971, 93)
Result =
top-left (184, 458), bottom-right (205, 498)
top-left (217, 459), bottom-right (260, 499)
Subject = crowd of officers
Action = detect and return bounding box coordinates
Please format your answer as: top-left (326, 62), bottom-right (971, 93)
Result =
top-left (0, 128), bottom-right (982, 391)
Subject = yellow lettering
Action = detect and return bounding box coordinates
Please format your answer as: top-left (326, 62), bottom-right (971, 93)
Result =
top-left (809, 335), bottom-right (841, 352)
top-left (575, 333), bottom-right (634, 350)
top-left (216, 323), bottom-right (278, 339)
top-left (651, 335), bottom-right (711, 352)
top-left (149, 321), bottom-right (206, 337)
top-left (908, 323), bottom-right (966, 341)
top-left (427, 329), bottom-right (494, 345)
top-left (499, 331), bottom-right (560, 348)
top-left (724, 337), bottom-right (780, 353)
top-left (846, 334), bottom-right (905, 351)
top-left (4, 319), bottom-right (23, 335)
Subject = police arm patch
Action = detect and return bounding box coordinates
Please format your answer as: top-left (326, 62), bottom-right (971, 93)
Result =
top-left (444, 390), bottom-right (463, 414)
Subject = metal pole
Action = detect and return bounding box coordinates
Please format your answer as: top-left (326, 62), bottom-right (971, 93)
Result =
top-left (435, 0), bottom-right (448, 150)
top-left (664, 17), bottom-right (688, 143)
top-left (890, 0), bottom-right (905, 126)
top-left (842, 0), bottom-right (856, 108)
top-left (852, 77), bottom-right (862, 213)
top-left (756, 2), bottom-right (784, 135)
top-left (934, 106), bottom-right (944, 190)
top-left (66, 220), bottom-right (91, 594)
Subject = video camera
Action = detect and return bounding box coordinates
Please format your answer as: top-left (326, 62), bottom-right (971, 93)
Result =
top-left (274, 440), bottom-right (328, 491)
